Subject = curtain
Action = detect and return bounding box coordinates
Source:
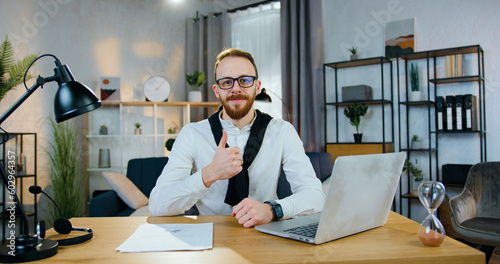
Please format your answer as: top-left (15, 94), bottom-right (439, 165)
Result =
top-left (230, 2), bottom-right (282, 120)
top-left (281, 0), bottom-right (324, 152)
top-left (185, 13), bottom-right (230, 120)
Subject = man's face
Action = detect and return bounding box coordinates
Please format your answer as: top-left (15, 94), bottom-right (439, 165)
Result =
top-left (213, 56), bottom-right (260, 120)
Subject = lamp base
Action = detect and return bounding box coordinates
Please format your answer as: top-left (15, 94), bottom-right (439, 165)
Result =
top-left (0, 237), bottom-right (58, 263)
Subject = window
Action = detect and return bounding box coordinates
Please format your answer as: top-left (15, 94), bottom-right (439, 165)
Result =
top-left (230, 1), bottom-right (282, 119)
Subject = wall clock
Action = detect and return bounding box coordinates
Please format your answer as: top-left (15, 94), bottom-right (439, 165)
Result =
top-left (143, 76), bottom-right (171, 102)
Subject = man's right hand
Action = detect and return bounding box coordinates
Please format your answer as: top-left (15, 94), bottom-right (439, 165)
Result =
top-left (202, 131), bottom-right (243, 187)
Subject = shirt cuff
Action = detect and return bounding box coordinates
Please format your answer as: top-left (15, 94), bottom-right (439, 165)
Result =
top-left (276, 198), bottom-right (294, 219)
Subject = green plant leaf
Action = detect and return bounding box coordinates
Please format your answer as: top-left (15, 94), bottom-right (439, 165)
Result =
top-left (0, 36), bottom-right (15, 75)
top-left (0, 36), bottom-right (38, 101)
top-left (186, 69), bottom-right (206, 91)
top-left (46, 118), bottom-right (85, 226)
top-left (343, 103), bottom-right (368, 133)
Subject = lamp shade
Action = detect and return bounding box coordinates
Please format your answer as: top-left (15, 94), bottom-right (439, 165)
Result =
top-left (54, 81), bottom-right (102, 123)
top-left (255, 88), bottom-right (272, 102)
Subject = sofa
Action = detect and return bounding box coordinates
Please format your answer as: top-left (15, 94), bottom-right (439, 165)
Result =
top-left (89, 157), bottom-right (168, 217)
top-left (89, 152), bottom-right (333, 217)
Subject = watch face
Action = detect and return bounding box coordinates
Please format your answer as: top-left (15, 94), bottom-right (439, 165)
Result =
top-left (275, 204), bottom-right (284, 219)
top-left (144, 76), bottom-right (171, 102)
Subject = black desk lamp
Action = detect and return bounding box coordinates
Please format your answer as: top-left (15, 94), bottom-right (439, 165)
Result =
top-left (255, 88), bottom-right (291, 121)
top-left (0, 54), bottom-right (102, 262)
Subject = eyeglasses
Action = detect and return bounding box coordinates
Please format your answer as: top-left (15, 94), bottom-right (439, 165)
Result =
top-left (215, 76), bottom-right (257, 90)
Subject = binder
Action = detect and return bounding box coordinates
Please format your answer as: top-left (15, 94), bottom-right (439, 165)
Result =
top-left (455, 95), bottom-right (464, 130)
top-left (446, 95), bottom-right (455, 131)
top-left (464, 94), bottom-right (477, 131)
top-left (436, 96), bottom-right (446, 132)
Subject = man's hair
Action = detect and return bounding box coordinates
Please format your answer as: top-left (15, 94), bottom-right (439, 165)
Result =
top-left (214, 48), bottom-right (258, 81)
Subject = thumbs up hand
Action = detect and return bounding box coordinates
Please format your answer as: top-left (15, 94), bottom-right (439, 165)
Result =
top-left (202, 131), bottom-right (243, 188)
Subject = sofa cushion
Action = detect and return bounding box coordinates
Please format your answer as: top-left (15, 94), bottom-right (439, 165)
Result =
top-left (103, 172), bottom-right (149, 210)
top-left (126, 157), bottom-right (169, 197)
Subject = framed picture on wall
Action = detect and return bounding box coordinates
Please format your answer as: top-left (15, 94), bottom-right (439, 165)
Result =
top-left (100, 76), bottom-right (121, 101)
top-left (385, 18), bottom-right (415, 59)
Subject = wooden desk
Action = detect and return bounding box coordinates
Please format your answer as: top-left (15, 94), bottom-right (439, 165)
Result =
top-left (39, 212), bottom-right (484, 264)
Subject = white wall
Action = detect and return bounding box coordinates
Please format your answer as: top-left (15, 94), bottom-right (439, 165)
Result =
top-left (323, 0), bottom-right (500, 221)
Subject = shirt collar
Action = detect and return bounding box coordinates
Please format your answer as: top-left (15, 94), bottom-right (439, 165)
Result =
top-left (218, 110), bottom-right (256, 133)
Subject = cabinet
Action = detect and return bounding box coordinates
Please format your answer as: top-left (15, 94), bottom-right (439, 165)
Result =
top-left (84, 101), bottom-right (220, 197)
top-left (0, 132), bottom-right (37, 241)
top-left (397, 45), bottom-right (486, 218)
top-left (324, 57), bottom-right (394, 162)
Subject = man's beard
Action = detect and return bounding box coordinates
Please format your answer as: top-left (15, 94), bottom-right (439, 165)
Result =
top-left (220, 93), bottom-right (256, 120)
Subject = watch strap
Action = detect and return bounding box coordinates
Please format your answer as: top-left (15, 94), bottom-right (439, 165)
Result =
top-left (264, 200), bottom-right (283, 220)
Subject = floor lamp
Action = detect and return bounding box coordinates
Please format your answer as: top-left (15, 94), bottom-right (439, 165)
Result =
top-left (0, 54), bottom-right (102, 262)
top-left (255, 88), bottom-right (291, 121)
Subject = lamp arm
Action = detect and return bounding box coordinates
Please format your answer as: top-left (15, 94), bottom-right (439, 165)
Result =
top-left (0, 75), bottom-right (57, 236)
top-left (265, 89), bottom-right (291, 121)
top-left (0, 76), bottom-right (54, 126)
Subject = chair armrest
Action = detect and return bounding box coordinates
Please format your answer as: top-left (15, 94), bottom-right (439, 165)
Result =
top-left (89, 190), bottom-right (130, 217)
top-left (449, 189), bottom-right (477, 224)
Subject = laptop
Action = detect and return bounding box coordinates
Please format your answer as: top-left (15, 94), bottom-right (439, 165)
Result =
top-left (256, 152), bottom-right (406, 244)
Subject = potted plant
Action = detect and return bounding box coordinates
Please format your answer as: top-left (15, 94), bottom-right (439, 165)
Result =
top-left (343, 103), bottom-right (368, 143)
top-left (411, 134), bottom-right (421, 149)
top-left (403, 159), bottom-right (423, 195)
top-left (348, 46), bottom-right (359, 60)
top-left (409, 63), bottom-right (421, 101)
top-left (185, 69), bottom-right (206, 102)
top-left (165, 138), bottom-right (176, 151)
top-left (99, 125), bottom-right (108, 135)
top-left (0, 36), bottom-right (38, 102)
top-left (46, 119), bottom-right (85, 225)
top-left (167, 121), bottom-right (179, 134)
top-left (134, 123), bottom-right (141, 135)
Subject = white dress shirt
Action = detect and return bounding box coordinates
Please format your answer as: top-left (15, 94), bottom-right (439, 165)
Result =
top-left (149, 113), bottom-right (325, 219)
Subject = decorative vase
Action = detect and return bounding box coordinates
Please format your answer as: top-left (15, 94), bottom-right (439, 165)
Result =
top-left (410, 91), bottom-right (422, 101)
top-left (410, 178), bottom-right (423, 196)
top-left (350, 54), bottom-right (358, 60)
top-left (188, 91), bottom-right (202, 102)
top-left (411, 139), bottom-right (421, 149)
top-left (98, 149), bottom-right (111, 168)
top-left (353, 133), bottom-right (363, 143)
top-left (99, 127), bottom-right (108, 135)
top-left (134, 128), bottom-right (141, 135)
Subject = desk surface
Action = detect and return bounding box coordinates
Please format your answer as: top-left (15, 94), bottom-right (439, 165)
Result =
top-left (40, 212), bottom-right (483, 264)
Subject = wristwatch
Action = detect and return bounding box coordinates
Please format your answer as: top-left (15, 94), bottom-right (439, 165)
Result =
top-left (264, 200), bottom-right (283, 220)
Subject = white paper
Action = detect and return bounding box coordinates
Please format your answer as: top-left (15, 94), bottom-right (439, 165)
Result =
top-left (116, 223), bottom-right (213, 253)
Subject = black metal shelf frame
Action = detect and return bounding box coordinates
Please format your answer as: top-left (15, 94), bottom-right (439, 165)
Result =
top-left (0, 132), bottom-right (37, 243)
top-left (324, 56), bottom-right (394, 150)
top-left (397, 44), bottom-right (487, 218)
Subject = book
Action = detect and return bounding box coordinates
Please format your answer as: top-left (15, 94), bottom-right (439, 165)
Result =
top-left (436, 96), bottom-right (446, 132)
top-left (446, 95), bottom-right (455, 131)
top-left (464, 94), bottom-right (477, 131)
top-left (455, 95), bottom-right (464, 130)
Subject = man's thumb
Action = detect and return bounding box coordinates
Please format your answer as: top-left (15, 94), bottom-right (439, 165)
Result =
top-left (218, 130), bottom-right (228, 148)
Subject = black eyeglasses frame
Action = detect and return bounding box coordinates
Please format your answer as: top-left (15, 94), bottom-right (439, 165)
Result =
top-left (215, 75), bottom-right (258, 90)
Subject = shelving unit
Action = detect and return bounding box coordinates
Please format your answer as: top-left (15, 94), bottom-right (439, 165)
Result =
top-left (84, 101), bottom-right (220, 197)
top-left (323, 57), bottom-right (394, 162)
top-left (0, 132), bottom-right (37, 241)
top-left (397, 45), bottom-right (486, 218)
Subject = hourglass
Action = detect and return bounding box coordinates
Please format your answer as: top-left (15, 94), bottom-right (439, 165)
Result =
top-left (417, 181), bottom-right (446, 247)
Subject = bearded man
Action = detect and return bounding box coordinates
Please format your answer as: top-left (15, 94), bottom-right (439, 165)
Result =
top-left (149, 48), bottom-right (325, 228)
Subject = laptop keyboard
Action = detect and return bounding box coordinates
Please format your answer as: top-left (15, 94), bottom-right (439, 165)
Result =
top-left (284, 223), bottom-right (319, 238)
